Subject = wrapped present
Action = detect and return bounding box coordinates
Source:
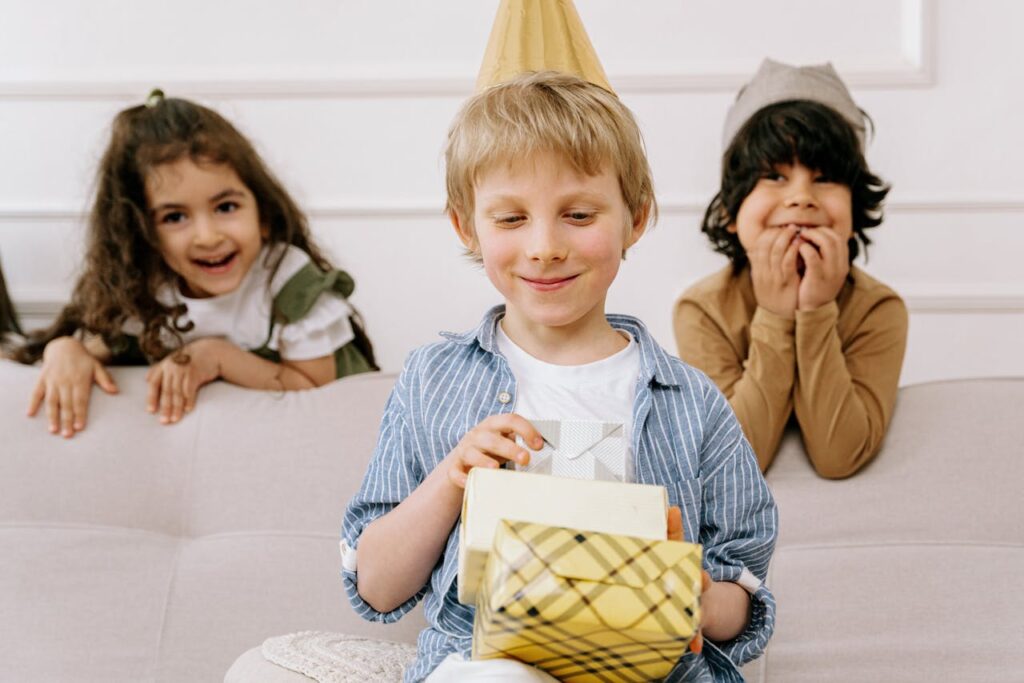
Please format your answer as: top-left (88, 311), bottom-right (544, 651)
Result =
top-left (473, 520), bottom-right (702, 682)
top-left (514, 419), bottom-right (630, 482)
top-left (458, 468), bottom-right (667, 605)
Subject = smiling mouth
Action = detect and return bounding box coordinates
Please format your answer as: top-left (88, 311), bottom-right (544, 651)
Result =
top-left (192, 252), bottom-right (238, 272)
top-left (521, 275), bottom-right (578, 291)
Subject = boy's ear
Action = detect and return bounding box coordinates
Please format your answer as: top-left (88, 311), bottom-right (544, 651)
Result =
top-left (449, 210), bottom-right (479, 252)
top-left (626, 202), bottom-right (651, 249)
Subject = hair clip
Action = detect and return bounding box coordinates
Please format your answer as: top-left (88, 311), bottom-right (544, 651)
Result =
top-left (145, 88), bottom-right (165, 108)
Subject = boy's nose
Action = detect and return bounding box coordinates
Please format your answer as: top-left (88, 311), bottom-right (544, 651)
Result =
top-left (526, 221), bottom-right (568, 262)
top-left (784, 183), bottom-right (819, 209)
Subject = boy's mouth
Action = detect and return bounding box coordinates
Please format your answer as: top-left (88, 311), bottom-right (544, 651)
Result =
top-left (521, 275), bottom-right (578, 292)
top-left (192, 252), bottom-right (238, 274)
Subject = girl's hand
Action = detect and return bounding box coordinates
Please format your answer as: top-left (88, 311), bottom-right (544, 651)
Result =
top-left (145, 338), bottom-right (223, 424)
top-left (441, 413), bottom-right (543, 489)
top-left (748, 225), bottom-right (801, 319)
top-left (797, 227), bottom-right (850, 311)
top-left (27, 336), bottom-right (118, 438)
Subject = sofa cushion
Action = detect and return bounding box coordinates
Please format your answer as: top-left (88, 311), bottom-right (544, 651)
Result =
top-left (0, 362), bottom-right (425, 683)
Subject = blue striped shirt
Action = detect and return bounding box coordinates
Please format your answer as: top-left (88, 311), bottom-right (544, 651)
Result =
top-left (342, 306), bottom-right (777, 682)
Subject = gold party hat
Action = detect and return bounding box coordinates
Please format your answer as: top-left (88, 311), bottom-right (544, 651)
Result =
top-left (476, 0), bottom-right (614, 94)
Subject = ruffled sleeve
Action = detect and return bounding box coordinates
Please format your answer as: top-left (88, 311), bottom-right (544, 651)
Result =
top-left (277, 294), bottom-right (355, 361)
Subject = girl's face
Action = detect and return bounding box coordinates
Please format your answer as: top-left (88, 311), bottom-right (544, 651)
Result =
top-left (146, 158), bottom-right (263, 299)
top-left (730, 159), bottom-right (852, 254)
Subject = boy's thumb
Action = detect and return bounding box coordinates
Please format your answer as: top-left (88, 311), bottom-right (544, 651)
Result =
top-left (667, 505), bottom-right (684, 541)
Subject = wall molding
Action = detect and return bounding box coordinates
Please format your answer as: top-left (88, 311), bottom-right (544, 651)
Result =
top-left (0, 1), bottom-right (934, 100)
top-left (3, 194), bottom-right (1022, 223)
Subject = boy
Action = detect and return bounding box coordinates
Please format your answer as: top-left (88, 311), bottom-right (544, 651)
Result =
top-left (673, 60), bottom-right (908, 477)
top-left (342, 4), bottom-right (776, 681)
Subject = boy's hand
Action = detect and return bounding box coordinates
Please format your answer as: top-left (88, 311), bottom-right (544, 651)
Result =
top-left (748, 226), bottom-right (801, 319)
top-left (797, 227), bottom-right (850, 311)
top-left (442, 413), bottom-right (543, 489)
top-left (668, 505), bottom-right (708, 655)
top-left (145, 338), bottom-right (223, 424)
top-left (27, 336), bottom-right (118, 438)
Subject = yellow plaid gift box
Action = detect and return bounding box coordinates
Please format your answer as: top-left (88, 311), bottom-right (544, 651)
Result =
top-left (473, 520), bottom-right (702, 682)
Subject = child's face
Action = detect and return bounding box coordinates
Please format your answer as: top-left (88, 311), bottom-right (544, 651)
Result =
top-left (146, 158), bottom-right (263, 299)
top-left (730, 160), bottom-right (852, 256)
top-left (454, 150), bottom-right (643, 339)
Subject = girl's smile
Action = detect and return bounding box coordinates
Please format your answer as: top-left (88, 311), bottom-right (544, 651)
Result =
top-left (147, 159), bottom-right (263, 299)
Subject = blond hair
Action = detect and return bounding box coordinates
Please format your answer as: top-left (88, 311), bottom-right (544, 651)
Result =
top-left (445, 71), bottom-right (657, 244)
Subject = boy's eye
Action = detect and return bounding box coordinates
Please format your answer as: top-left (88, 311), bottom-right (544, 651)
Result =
top-left (215, 201), bottom-right (240, 213)
top-left (565, 211), bottom-right (595, 224)
top-left (495, 214), bottom-right (526, 228)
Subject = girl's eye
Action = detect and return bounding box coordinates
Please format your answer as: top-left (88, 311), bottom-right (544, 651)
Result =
top-left (814, 174), bottom-right (835, 184)
top-left (762, 171), bottom-right (785, 182)
top-left (160, 211), bottom-right (186, 225)
top-left (216, 201), bottom-right (240, 214)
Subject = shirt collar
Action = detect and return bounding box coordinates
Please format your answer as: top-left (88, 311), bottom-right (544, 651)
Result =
top-left (440, 305), bottom-right (689, 388)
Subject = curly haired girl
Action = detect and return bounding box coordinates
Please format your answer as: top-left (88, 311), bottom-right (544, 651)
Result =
top-left (17, 90), bottom-right (376, 437)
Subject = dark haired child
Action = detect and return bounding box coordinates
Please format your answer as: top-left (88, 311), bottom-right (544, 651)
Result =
top-left (17, 90), bottom-right (376, 438)
top-left (673, 60), bottom-right (908, 478)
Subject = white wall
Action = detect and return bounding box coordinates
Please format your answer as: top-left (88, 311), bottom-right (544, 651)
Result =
top-left (2, 0), bottom-right (1022, 385)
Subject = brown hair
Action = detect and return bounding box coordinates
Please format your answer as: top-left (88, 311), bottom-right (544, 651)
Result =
top-left (445, 71), bottom-right (656, 259)
top-left (16, 93), bottom-right (331, 363)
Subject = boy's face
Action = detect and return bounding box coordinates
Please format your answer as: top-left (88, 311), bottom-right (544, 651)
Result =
top-left (453, 151), bottom-right (643, 339)
top-left (730, 160), bottom-right (852, 258)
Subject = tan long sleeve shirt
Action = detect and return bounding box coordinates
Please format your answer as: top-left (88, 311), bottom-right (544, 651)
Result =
top-left (673, 265), bottom-right (908, 478)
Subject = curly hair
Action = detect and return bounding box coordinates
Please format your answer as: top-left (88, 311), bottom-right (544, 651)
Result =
top-left (0, 254), bottom-right (22, 353)
top-left (702, 100), bottom-right (890, 273)
top-left (15, 94), bottom-right (331, 364)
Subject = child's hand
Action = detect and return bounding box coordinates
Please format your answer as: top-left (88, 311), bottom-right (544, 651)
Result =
top-left (748, 226), bottom-right (801, 319)
top-left (442, 413), bottom-right (543, 488)
top-left (27, 336), bottom-right (118, 438)
top-left (145, 338), bottom-right (223, 424)
top-left (797, 227), bottom-right (850, 311)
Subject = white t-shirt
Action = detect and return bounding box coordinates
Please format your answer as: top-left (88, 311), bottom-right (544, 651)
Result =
top-left (495, 321), bottom-right (640, 480)
top-left (140, 244), bottom-right (355, 360)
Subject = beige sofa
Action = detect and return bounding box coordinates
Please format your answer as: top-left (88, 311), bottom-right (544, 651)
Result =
top-left (2, 358), bottom-right (1022, 682)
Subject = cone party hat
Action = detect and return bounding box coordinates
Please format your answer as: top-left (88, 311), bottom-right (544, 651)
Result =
top-left (476, 0), bottom-right (614, 94)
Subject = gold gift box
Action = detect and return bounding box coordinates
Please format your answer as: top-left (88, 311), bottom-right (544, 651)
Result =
top-left (473, 519), bottom-right (702, 682)
top-left (458, 468), bottom-right (668, 605)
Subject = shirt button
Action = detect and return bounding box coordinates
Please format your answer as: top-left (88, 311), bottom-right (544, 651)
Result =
top-left (497, 391), bottom-right (512, 405)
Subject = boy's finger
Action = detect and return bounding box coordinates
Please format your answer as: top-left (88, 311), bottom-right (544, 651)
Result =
top-left (667, 505), bottom-right (684, 541)
top-left (95, 365), bottom-right (118, 394)
top-left (474, 429), bottom-right (531, 465)
top-left (496, 413), bottom-right (545, 450)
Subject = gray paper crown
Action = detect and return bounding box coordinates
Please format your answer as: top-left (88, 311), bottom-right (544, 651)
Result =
top-left (722, 58), bottom-right (867, 152)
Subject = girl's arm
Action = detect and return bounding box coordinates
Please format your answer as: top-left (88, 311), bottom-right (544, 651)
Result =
top-left (792, 296), bottom-right (908, 478)
top-left (26, 335), bottom-right (118, 438)
top-left (145, 337), bottom-right (334, 424)
top-left (674, 299), bottom-right (795, 471)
